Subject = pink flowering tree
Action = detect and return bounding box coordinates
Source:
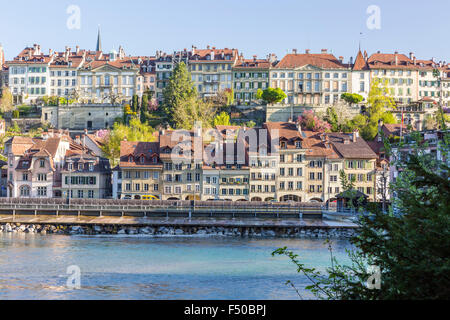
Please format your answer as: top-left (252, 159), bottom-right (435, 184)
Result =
top-left (297, 110), bottom-right (332, 132)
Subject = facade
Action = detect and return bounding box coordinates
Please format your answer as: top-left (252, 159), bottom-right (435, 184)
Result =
top-left (41, 104), bottom-right (123, 130)
top-left (60, 151), bottom-right (112, 199)
top-left (232, 55), bottom-right (273, 104)
top-left (188, 46), bottom-right (238, 98)
top-left (116, 141), bottom-right (162, 200)
top-left (270, 49), bottom-right (351, 106)
top-left (4, 134), bottom-right (71, 198)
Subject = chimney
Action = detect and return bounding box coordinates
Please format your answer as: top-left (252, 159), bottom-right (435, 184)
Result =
top-left (395, 55), bottom-right (398, 65)
top-left (49, 49), bottom-right (53, 56)
top-left (207, 45), bottom-right (210, 49)
top-left (409, 52), bottom-right (414, 60)
top-left (352, 131), bottom-right (358, 142)
top-left (210, 50), bottom-right (214, 60)
top-left (339, 56), bottom-right (344, 63)
top-left (305, 49), bottom-right (310, 54)
top-left (292, 49), bottom-right (297, 54)
top-left (253, 55), bottom-right (257, 62)
top-left (321, 49), bottom-right (328, 54)
top-left (296, 122), bottom-right (302, 135)
top-left (76, 46), bottom-right (80, 54)
top-left (349, 56), bottom-right (353, 65)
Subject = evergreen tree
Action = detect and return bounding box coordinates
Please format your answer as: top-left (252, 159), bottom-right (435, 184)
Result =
top-left (162, 62), bottom-right (197, 124)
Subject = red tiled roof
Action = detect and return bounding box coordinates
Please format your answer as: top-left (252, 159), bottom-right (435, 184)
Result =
top-left (275, 53), bottom-right (346, 69)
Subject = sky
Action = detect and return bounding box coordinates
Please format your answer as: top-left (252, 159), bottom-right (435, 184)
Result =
top-left (1, 0), bottom-right (449, 63)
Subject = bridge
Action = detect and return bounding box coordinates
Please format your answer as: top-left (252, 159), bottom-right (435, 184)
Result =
top-left (0, 198), bottom-right (326, 220)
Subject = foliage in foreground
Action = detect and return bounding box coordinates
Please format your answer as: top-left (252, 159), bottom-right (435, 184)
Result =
top-left (273, 132), bottom-right (450, 299)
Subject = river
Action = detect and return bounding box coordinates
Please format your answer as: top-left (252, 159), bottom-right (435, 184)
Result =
top-left (0, 233), bottom-right (352, 300)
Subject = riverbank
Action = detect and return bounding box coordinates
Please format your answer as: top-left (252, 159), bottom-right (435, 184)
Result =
top-left (0, 221), bottom-right (357, 239)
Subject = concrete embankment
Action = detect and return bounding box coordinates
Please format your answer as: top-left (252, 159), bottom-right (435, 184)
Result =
top-left (0, 215), bottom-right (358, 239)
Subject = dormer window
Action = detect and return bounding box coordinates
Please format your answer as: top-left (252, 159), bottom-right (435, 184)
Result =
top-left (78, 163), bottom-right (84, 171)
top-left (281, 141), bottom-right (287, 149)
top-left (89, 163), bottom-right (94, 171)
top-left (68, 163), bottom-right (73, 171)
top-left (295, 141), bottom-right (302, 149)
top-left (128, 156), bottom-right (133, 162)
top-left (153, 157), bottom-right (157, 163)
top-left (140, 156), bottom-right (145, 164)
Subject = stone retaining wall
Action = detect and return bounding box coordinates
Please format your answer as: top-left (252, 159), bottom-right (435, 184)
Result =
top-left (0, 223), bottom-right (357, 239)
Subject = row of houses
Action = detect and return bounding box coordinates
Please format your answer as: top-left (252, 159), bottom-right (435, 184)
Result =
top-left (1, 36), bottom-right (449, 109)
top-left (3, 121), bottom-right (393, 204)
top-left (113, 121), bottom-right (389, 204)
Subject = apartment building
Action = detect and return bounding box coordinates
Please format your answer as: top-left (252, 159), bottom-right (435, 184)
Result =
top-left (60, 151), bottom-right (112, 199)
top-left (7, 44), bottom-right (52, 104)
top-left (270, 49), bottom-right (351, 106)
top-left (217, 142), bottom-right (250, 201)
top-left (159, 130), bottom-right (203, 200)
top-left (4, 134), bottom-right (72, 198)
top-left (232, 55), bottom-right (274, 104)
top-left (115, 141), bottom-right (162, 200)
top-left (248, 128), bottom-right (278, 201)
top-left (78, 50), bottom-right (143, 104)
top-left (188, 46), bottom-right (238, 98)
top-left (264, 122), bottom-right (307, 202)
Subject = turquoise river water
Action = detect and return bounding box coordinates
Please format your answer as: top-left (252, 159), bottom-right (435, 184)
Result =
top-left (0, 234), bottom-right (352, 300)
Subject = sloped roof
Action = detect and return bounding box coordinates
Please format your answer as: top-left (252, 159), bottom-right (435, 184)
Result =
top-left (275, 53), bottom-right (346, 69)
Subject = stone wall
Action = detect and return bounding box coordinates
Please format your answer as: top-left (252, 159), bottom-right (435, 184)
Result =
top-left (0, 222), bottom-right (357, 239)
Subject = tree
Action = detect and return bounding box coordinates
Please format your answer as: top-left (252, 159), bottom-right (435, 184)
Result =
top-left (213, 111), bottom-right (231, 126)
top-left (101, 117), bottom-right (156, 165)
top-left (131, 94), bottom-right (140, 113)
top-left (381, 111), bottom-right (396, 124)
top-left (171, 95), bottom-right (216, 130)
top-left (341, 93), bottom-right (364, 105)
top-left (142, 94), bottom-right (149, 112)
top-left (0, 87), bottom-right (14, 113)
top-left (260, 88), bottom-right (287, 104)
top-left (274, 131), bottom-right (450, 300)
top-left (324, 107), bottom-right (340, 132)
top-left (298, 110), bottom-right (332, 132)
top-left (162, 62), bottom-right (197, 124)
top-left (256, 88), bottom-right (263, 100)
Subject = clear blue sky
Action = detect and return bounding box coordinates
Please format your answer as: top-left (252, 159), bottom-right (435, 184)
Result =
top-left (1, 0), bottom-right (449, 63)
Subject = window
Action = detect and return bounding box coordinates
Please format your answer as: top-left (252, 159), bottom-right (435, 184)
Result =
top-left (40, 159), bottom-right (45, 168)
top-left (20, 185), bottom-right (30, 197)
top-left (88, 190), bottom-right (94, 198)
top-left (37, 187), bottom-right (47, 197)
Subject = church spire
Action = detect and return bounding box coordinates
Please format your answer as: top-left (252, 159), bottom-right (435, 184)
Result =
top-left (96, 26), bottom-right (102, 52)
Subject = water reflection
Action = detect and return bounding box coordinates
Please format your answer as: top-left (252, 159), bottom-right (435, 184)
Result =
top-left (0, 234), bottom-right (352, 300)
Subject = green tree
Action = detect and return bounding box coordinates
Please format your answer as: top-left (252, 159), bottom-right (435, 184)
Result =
top-left (162, 62), bottom-right (197, 124)
top-left (381, 111), bottom-right (397, 124)
top-left (101, 117), bottom-right (156, 165)
top-left (260, 88), bottom-right (287, 104)
top-left (213, 111), bottom-right (231, 126)
top-left (0, 87), bottom-right (14, 113)
top-left (256, 88), bottom-right (263, 100)
top-left (141, 94), bottom-right (149, 112)
top-left (171, 95), bottom-right (216, 129)
top-left (131, 94), bottom-right (140, 113)
top-left (274, 131), bottom-right (450, 300)
top-left (12, 109), bottom-right (20, 119)
top-left (341, 93), bottom-right (364, 105)
top-left (324, 107), bottom-right (339, 132)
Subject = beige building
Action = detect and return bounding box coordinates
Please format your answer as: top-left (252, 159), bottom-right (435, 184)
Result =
top-left (271, 49), bottom-right (351, 106)
top-left (188, 46), bottom-right (238, 98)
top-left (117, 141), bottom-right (162, 200)
top-left (159, 130), bottom-right (203, 200)
top-left (264, 122), bottom-right (307, 202)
